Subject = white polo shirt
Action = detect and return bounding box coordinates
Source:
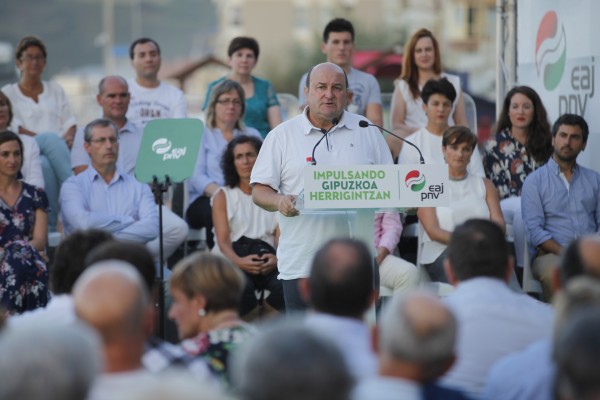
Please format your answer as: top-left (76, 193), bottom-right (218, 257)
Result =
top-left (251, 109), bottom-right (392, 279)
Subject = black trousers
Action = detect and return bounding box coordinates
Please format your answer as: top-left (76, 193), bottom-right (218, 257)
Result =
top-left (185, 195), bottom-right (215, 249)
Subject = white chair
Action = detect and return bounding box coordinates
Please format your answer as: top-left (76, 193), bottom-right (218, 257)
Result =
top-left (463, 92), bottom-right (478, 136)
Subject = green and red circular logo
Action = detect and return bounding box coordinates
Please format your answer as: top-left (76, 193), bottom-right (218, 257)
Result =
top-left (535, 11), bottom-right (566, 91)
top-left (405, 170), bottom-right (426, 192)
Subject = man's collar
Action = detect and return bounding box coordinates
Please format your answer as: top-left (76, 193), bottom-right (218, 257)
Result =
top-left (301, 108), bottom-right (347, 135)
top-left (548, 155), bottom-right (578, 174)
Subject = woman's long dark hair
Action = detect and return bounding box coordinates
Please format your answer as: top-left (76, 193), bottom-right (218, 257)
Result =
top-left (221, 135), bottom-right (263, 188)
top-left (496, 86), bottom-right (552, 164)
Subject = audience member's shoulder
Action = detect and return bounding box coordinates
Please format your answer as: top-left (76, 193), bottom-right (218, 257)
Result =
top-left (159, 80), bottom-right (184, 95)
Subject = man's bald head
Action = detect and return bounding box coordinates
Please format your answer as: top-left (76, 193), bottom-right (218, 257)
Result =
top-left (379, 291), bottom-right (457, 381)
top-left (305, 62), bottom-right (349, 90)
top-left (73, 260), bottom-right (151, 344)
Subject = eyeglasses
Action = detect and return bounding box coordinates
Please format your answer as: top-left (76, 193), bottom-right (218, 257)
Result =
top-left (20, 55), bottom-right (46, 62)
top-left (88, 137), bottom-right (118, 145)
top-left (216, 99), bottom-right (242, 106)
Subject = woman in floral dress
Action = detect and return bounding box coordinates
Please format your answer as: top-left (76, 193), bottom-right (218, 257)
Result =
top-left (483, 86), bottom-right (552, 268)
top-left (0, 131), bottom-right (49, 314)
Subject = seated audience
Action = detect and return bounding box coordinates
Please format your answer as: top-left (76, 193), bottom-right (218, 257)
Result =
top-left (233, 321), bottom-right (354, 400)
top-left (440, 219), bottom-right (553, 397)
top-left (188, 80), bottom-right (261, 249)
top-left (2, 36), bottom-right (74, 231)
top-left (300, 238), bottom-right (378, 380)
top-left (522, 113), bottom-right (600, 301)
top-left (204, 37), bottom-right (281, 138)
top-left (212, 135), bottom-right (284, 318)
top-left (484, 86), bottom-right (552, 268)
top-left (482, 234), bottom-right (600, 400)
top-left (168, 252), bottom-right (254, 388)
top-left (353, 291), bottom-right (472, 400)
top-left (84, 239), bottom-right (212, 378)
top-left (0, 131), bottom-right (49, 314)
top-left (417, 126), bottom-right (503, 282)
top-left (70, 75), bottom-right (188, 260)
top-left (0, 320), bottom-right (102, 400)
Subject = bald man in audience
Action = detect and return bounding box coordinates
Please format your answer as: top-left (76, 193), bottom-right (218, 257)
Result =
top-left (353, 292), bottom-right (472, 400)
top-left (74, 261), bottom-right (156, 400)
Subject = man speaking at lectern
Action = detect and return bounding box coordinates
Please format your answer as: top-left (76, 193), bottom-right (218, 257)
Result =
top-left (251, 62), bottom-right (392, 311)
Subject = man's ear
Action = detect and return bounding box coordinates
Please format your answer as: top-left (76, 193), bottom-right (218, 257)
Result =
top-left (504, 255), bottom-right (515, 283)
top-left (444, 259), bottom-right (459, 286)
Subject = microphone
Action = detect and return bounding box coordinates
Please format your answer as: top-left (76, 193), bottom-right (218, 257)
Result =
top-left (359, 120), bottom-right (425, 164)
top-left (311, 118), bottom-right (339, 165)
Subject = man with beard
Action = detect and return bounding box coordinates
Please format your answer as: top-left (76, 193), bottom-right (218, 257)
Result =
top-left (522, 113), bottom-right (600, 301)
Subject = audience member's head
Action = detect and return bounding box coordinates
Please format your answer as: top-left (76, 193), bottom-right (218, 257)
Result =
top-left (129, 37), bottom-right (161, 60)
top-left (421, 77), bottom-right (457, 105)
top-left (15, 35), bottom-right (47, 61)
top-left (51, 229), bottom-right (113, 295)
top-left (205, 79), bottom-right (247, 130)
top-left (552, 113), bottom-right (589, 143)
top-left (303, 238), bottom-right (374, 319)
top-left (227, 36), bottom-right (260, 60)
top-left (554, 304), bottom-right (600, 400)
top-left (233, 321), bottom-right (354, 400)
top-left (85, 239), bottom-right (156, 293)
top-left (553, 276), bottom-right (600, 338)
top-left (73, 261), bottom-right (153, 370)
top-left (377, 291), bottom-right (457, 382)
top-left (0, 321), bottom-right (101, 400)
top-left (323, 17), bottom-right (355, 43)
top-left (0, 91), bottom-right (14, 129)
top-left (168, 253), bottom-right (245, 339)
top-left (222, 134), bottom-right (263, 189)
top-left (442, 125), bottom-right (478, 152)
top-left (445, 219), bottom-right (511, 284)
top-left (558, 235), bottom-right (600, 287)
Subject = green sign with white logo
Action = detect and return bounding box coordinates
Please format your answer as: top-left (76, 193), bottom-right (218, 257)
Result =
top-left (135, 118), bottom-right (203, 183)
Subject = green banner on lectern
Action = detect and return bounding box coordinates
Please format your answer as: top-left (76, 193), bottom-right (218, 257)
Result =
top-left (135, 118), bottom-right (203, 183)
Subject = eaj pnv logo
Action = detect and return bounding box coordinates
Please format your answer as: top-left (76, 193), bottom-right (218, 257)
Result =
top-left (151, 138), bottom-right (187, 161)
top-left (535, 11), bottom-right (566, 91)
top-left (405, 170), bottom-right (426, 192)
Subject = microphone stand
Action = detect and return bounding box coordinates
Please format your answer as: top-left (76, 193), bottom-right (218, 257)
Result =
top-left (311, 118), bottom-right (339, 165)
top-left (359, 120), bottom-right (425, 164)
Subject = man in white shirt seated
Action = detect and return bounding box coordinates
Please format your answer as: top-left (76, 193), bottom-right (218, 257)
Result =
top-left (300, 238), bottom-right (378, 380)
top-left (440, 219), bottom-right (553, 398)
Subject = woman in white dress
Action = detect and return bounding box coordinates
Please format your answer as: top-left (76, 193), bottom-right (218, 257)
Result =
top-left (418, 126), bottom-right (504, 282)
top-left (211, 135), bottom-right (284, 317)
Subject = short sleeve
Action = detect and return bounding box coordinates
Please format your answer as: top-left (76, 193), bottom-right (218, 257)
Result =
top-left (32, 186), bottom-right (50, 213)
top-left (266, 81), bottom-right (280, 107)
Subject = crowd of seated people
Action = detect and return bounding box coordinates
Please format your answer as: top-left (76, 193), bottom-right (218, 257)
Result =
top-left (2, 18), bottom-right (600, 400)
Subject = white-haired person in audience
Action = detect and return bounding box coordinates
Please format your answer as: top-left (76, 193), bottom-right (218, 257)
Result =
top-left (0, 320), bottom-right (102, 400)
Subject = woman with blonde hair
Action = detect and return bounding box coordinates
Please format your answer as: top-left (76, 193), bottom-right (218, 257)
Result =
top-left (168, 252), bottom-right (254, 388)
